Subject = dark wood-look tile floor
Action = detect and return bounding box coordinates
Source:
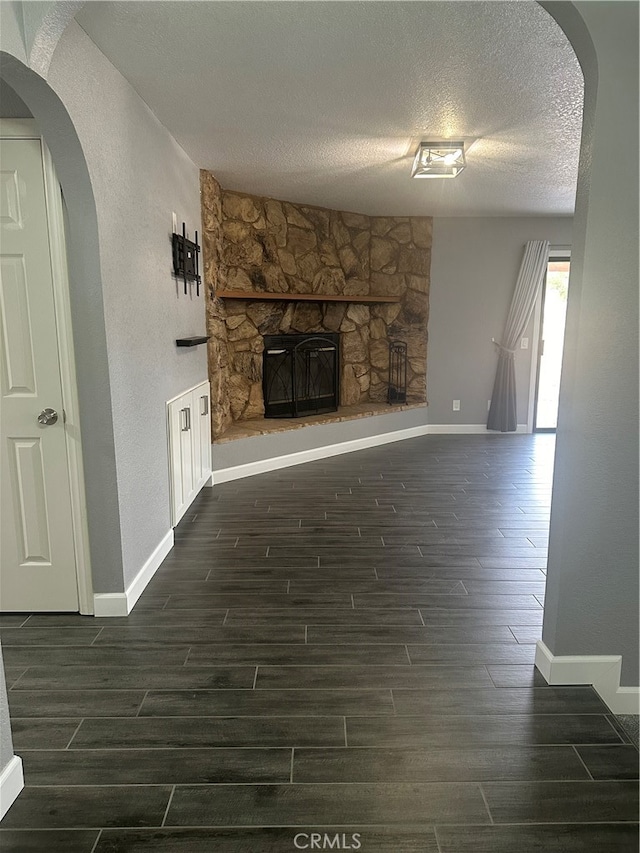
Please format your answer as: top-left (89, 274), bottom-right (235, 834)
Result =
top-left (1, 434), bottom-right (638, 852)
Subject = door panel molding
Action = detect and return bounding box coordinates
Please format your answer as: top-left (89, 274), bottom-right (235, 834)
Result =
top-left (9, 437), bottom-right (52, 563)
top-left (0, 254), bottom-right (36, 394)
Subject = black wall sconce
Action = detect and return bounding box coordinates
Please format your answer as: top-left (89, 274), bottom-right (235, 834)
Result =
top-left (172, 222), bottom-right (201, 295)
top-left (388, 341), bottom-right (408, 404)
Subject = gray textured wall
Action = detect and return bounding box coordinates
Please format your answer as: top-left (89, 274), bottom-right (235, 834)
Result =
top-left (2, 20), bottom-right (207, 593)
top-left (541, 1), bottom-right (639, 685)
top-left (0, 78), bottom-right (32, 116)
top-left (1, 48), bottom-right (126, 594)
top-left (213, 407), bottom-right (428, 472)
top-left (0, 645), bottom-right (14, 774)
top-left (428, 217), bottom-right (573, 426)
top-left (41, 22), bottom-right (207, 589)
top-left (0, 2), bottom-right (28, 64)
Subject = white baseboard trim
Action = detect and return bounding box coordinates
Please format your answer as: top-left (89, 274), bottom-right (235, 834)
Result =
top-left (0, 755), bottom-right (24, 821)
top-left (535, 640), bottom-right (640, 715)
top-left (428, 423), bottom-right (529, 434)
top-left (213, 422), bottom-right (537, 484)
top-left (93, 530), bottom-right (174, 617)
top-left (214, 424), bottom-right (430, 484)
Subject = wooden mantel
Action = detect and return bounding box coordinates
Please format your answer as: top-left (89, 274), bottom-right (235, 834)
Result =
top-left (216, 290), bottom-right (401, 304)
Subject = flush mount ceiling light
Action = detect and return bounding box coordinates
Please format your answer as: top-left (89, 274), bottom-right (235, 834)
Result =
top-left (411, 141), bottom-right (466, 178)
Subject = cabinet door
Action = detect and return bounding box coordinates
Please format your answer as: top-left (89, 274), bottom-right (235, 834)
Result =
top-left (192, 382), bottom-right (212, 487)
top-left (168, 394), bottom-right (194, 524)
top-left (180, 400), bottom-right (195, 507)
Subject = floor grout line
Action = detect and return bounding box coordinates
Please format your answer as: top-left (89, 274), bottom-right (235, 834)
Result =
top-left (160, 784), bottom-right (176, 827)
top-left (90, 627), bottom-right (105, 646)
top-left (507, 625), bottom-right (520, 644)
top-left (14, 766), bottom-right (635, 780)
top-left (478, 783), bottom-right (495, 824)
top-left (571, 744), bottom-right (596, 780)
top-left (89, 829), bottom-right (103, 853)
top-left (65, 718), bottom-right (85, 750)
top-left (7, 668), bottom-right (29, 691)
top-left (6, 819), bottom-right (638, 830)
top-left (135, 690), bottom-right (149, 717)
top-left (433, 825), bottom-right (444, 853)
top-left (389, 688), bottom-right (397, 716)
top-left (602, 714), bottom-right (628, 743)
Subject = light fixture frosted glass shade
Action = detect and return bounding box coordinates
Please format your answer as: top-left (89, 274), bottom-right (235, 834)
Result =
top-left (411, 141), bottom-right (466, 178)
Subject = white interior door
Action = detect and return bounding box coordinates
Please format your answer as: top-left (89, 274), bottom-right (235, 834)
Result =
top-left (1, 135), bottom-right (79, 611)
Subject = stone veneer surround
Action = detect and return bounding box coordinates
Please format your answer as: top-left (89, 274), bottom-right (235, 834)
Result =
top-left (200, 170), bottom-right (431, 439)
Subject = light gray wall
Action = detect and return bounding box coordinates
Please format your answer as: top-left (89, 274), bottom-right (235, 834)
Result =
top-left (0, 646), bottom-right (14, 774)
top-left (213, 407), bottom-right (428, 472)
top-left (0, 78), bottom-right (32, 116)
top-left (44, 22), bottom-right (207, 588)
top-left (428, 217), bottom-right (573, 426)
top-left (0, 2), bottom-right (28, 64)
top-left (20, 2), bottom-right (59, 55)
top-left (541, 1), bottom-right (639, 685)
top-left (2, 49), bottom-right (126, 595)
top-left (2, 14), bottom-right (207, 594)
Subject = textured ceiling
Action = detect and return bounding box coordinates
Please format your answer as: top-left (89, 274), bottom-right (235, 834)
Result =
top-left (75, 1), bottom-right (583, 217)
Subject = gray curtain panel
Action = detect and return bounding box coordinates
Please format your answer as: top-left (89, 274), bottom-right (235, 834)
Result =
top-left (487, 240), bottom-right (550, 432)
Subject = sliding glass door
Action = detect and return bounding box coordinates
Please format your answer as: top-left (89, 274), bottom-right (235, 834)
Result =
top-left (534, 258), bottom-right (570, 431)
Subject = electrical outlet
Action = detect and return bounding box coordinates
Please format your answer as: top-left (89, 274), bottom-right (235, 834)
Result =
top-left (453, 400), bottom-right (460, 411)
top-left (521, 337), bottom-right (529, 349)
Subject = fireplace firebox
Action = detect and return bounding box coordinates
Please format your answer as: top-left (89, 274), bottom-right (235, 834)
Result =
top-left (263, 333), bottom-right (340, 418)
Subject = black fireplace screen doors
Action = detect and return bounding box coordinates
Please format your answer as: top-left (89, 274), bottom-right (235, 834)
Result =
top-left (263, 333), bottom-right (340, 418)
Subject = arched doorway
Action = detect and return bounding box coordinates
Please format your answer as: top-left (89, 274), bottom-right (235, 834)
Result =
top-left (0, 56), bottom-right (124, 612)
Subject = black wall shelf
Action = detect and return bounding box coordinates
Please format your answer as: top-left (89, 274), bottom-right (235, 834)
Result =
top-left (176, 336), bottom-right (209, 348)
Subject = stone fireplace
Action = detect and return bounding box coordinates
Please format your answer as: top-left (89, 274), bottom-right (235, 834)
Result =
top-left (200, 170), bottom-right (431, 440)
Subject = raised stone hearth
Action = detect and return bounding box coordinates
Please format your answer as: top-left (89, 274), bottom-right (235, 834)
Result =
top-left (216, 402), bottom-right (427, 443)
top-left (200, 171), bottom-right (431, 439)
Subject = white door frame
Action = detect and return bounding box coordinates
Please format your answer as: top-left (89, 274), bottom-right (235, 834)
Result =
top-left (526, 245), bottom-right (572, 433)
top-left (1, 118), bottom-right (94, 614)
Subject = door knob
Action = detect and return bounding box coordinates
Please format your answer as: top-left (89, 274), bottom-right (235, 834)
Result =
top-left (37, 408), bottom-right (58, 426)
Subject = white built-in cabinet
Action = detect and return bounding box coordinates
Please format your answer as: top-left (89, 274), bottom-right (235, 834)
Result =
top-left (167, 380), bottom-right (212, 525)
